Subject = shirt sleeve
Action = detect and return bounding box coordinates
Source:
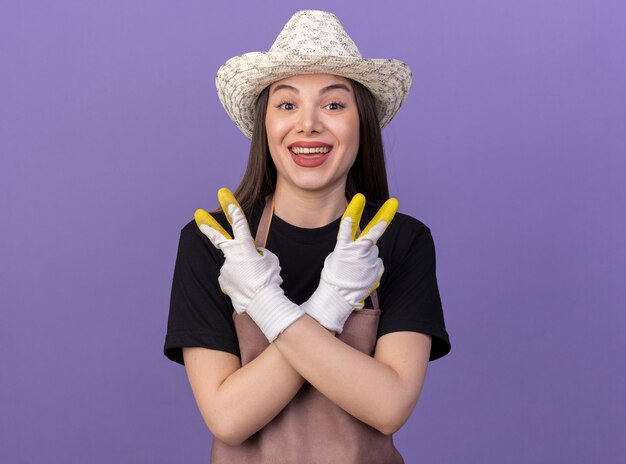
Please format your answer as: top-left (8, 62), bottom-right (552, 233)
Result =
top-left (163, 221), bottom-right (240, 365)
top-left (377, 216), bottom-right (451, 361)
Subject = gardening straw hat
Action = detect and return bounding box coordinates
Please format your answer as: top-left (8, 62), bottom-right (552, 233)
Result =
top-left (215, 10), bottom-right (412, 139)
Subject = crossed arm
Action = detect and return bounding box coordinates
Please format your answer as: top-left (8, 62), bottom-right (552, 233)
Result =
top-left (184, 189), bottom-right (431, 445)
top-left (183, 318), bottom-right (431, 446)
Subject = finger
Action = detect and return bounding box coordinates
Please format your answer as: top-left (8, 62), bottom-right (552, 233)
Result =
top-left (217, 188), bottom-right (244, 226)
top-left (337, 216), bottom-right (354, 245)
top-left (227, 203), bottom-right (254, 241)
top-left (366, 278), bottom-right (381, 298)
top-left (195, 209), bottom-right (232, 240)
top-left (358, 263), bottom-right (384, 307)
top-left (341, 193), bottom-right (365, 241)
top-left (358, 280), bottom-right (380, 308)
top-left (199, 223), bottom-right (229, 249)
top-left (357, 221), bottom-right (387, 245)
top-left (359, 197), bottom-right (398, 239)
top-left (362, 244), bottom-right (380, 262)
top-left (217, 275), bottom-right (229, 296)
top-left (217, 187), bottom-right (253, 241)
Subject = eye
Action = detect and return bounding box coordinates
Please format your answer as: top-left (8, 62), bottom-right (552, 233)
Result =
top-left (324, 102), bottom-right (345, 110)
top-left (277, 102), bottom-right (295, 110)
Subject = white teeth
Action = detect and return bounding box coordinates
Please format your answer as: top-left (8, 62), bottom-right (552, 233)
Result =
top-left (290, 146), bottom-right (331, 155)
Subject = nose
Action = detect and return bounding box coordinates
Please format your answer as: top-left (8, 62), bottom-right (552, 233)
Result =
top-left (296, 105), bottom-right (322, 135)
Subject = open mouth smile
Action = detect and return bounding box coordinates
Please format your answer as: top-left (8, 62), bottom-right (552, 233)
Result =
top-left (288, 143), bottom-right (333, 167)
top-left (289, 146), bottom-right (332, 155)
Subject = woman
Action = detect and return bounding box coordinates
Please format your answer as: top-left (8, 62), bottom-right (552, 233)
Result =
top-left (164, 10), bottom-right (450, 463)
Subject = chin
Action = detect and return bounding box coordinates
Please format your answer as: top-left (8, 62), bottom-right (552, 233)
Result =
top-left (295, 177), bottom-right (345, 195)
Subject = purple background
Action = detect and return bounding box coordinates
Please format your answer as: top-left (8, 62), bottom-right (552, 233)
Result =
top-left (1, 0), bottom-right (625, 462)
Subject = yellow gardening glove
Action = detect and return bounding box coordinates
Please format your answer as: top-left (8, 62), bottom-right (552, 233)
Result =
top-left (194, 188), bottom-right (304, 342)
top-left (341, 193), bottom-right (399, 301)
top-left (301, 194), bottom-right (398, 334)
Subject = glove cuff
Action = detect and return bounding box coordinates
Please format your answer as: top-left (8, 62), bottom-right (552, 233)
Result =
top-left (301, 279), bottom-right (357, 334)
top-left (248, 284), bottom-right (305, 342)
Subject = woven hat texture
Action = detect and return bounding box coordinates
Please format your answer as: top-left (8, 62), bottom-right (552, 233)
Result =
top-left (215, 10), bottom-right (412, 139)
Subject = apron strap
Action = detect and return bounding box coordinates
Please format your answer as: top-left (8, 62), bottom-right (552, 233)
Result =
top-left (253, 194), bottom-right (379, 310)
top-left (254, 195), bottom-right (274, 248)
top-left (369, 288), bottom-right (380, 309)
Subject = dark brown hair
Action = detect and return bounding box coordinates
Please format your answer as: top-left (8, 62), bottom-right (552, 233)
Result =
top-left (233, 79), bottom-right (390, 212)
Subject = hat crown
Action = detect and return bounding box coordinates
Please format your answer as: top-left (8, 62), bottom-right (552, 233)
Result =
top-left (268, 10), bottom-right (362, 58)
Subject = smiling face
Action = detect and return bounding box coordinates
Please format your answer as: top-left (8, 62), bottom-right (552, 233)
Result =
top-left (265, 74), bottom-right (360, 197)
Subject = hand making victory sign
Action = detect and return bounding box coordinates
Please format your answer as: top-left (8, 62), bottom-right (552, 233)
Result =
top-left (194, 187), bottom-right (398, 338)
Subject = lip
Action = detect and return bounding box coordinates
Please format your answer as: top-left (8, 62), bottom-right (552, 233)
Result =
top-left (287, 141), bottom-right (333, 168)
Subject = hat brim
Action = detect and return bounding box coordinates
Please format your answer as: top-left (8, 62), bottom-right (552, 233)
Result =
top-left (216, 52), bottom-right (412, 139)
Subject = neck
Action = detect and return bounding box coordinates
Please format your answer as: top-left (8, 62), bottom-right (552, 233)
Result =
top-left (272, 183), bottom-right (347, 228)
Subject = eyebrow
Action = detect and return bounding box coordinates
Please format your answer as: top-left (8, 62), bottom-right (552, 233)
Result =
top-left (271, 83), bottom-right (352, 95)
